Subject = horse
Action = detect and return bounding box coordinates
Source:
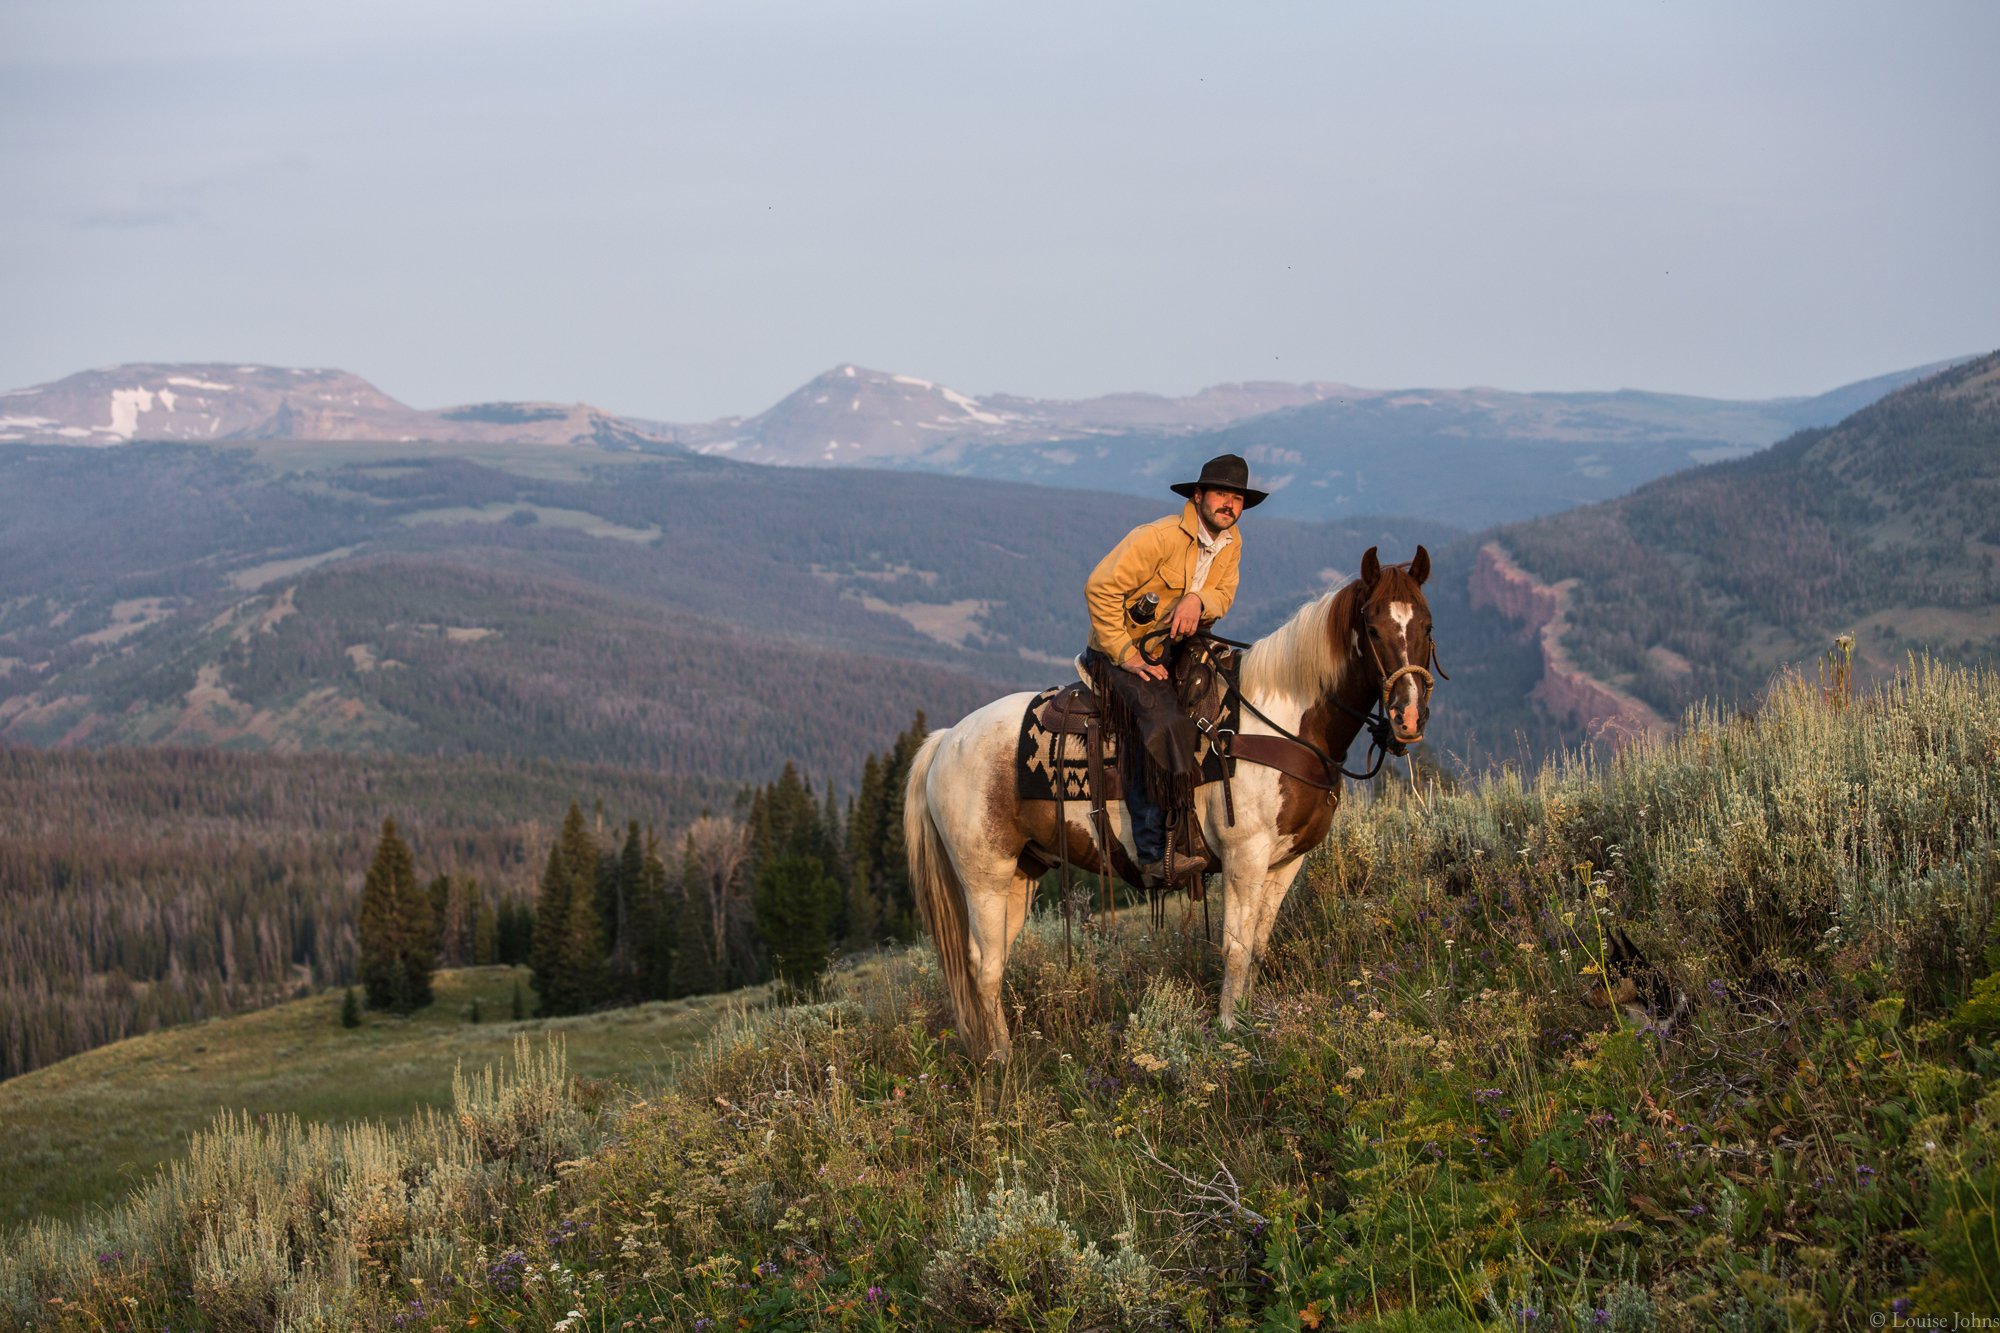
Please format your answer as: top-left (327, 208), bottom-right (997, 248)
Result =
top-left (904, 545), bottom-right (1438, 1059)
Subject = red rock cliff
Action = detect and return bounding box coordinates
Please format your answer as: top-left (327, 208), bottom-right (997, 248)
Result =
top-left (1471, 542), bottom-right (1672, 747)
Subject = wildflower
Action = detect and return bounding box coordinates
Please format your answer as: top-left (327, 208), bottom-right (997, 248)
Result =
top-left (1517, 941), bottom-right (1536, 952)
top-left (1368, 1009), bottom-right (1387, 1022)
top-left (1444, 939), bottom-right (1455, 949)
top-left (1345, 1066), bottom-right (1365, 1079)
top-left (1474, 1088), bottom-right (1505, 1102)
top-left (1515, 1306), bottom-right (1538, 1324)
top-left (1893, 1299), bottom-right (1913, 1316)
top-left (1592, 1311), bottom-right (1611, 1326)
top-left (1561, 911), bottom-right (1575, 926)
top-left (1857, 1164), bottom-right (1877, 1183)
top-left (867, 1286), bottom-right (884, 1303)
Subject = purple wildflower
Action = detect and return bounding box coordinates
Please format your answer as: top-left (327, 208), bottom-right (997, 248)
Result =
top-left (1893, 1299), bottom-right (1913, 1316)
top-left (867, 1286), bottom-right (884, 1303)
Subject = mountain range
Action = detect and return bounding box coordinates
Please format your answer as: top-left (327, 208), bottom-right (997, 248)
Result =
top-left (3, 350), bottom-right (1991, 775)
top-left (3, 356), bottom-right (1966, 527)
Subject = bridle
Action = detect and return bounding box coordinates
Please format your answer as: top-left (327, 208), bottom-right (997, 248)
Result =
top-left (1155, 591), bottom-right (1448, 784)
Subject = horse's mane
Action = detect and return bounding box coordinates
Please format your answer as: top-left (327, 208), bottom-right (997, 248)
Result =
top-left (1239, 579), bottom-right (1362, 705)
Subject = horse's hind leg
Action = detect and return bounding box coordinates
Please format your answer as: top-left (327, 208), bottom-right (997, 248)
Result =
top-left (965, 864), bottom-right (1035, 1059)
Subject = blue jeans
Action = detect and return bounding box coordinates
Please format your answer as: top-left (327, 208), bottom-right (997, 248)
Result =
top-left (1084, 648), bottom-right (1193, 864)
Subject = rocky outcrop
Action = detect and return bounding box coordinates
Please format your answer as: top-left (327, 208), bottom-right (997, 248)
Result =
top-left (1471, 542), bottom-right (1672, 747)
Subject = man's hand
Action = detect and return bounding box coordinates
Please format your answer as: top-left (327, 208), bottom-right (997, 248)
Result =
top-left (1120, 651), bottom-right (1168, 681)
top-left (1166, 593), bottom-right (1203, 638)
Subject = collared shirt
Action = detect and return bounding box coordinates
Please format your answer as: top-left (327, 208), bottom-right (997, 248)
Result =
top-left (1190, 517), bottom-right (1232, 594)
top-left (1085, 500), bottom-right (1243, 664)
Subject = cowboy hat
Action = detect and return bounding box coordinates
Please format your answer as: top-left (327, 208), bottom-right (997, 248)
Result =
top-left (1170, 453), bottom-right (1268, 508)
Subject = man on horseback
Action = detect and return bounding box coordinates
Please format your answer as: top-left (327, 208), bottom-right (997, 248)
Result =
top-left (1084, 453), bottom-right (1267, 890)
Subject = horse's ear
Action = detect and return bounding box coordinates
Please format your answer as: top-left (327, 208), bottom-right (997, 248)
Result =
top-left (1360, 546), bottom-right (1381, 588)
top-left (1409, 545), bottom-right (1430, 587)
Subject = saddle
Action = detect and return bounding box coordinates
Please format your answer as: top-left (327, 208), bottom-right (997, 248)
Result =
top-left (1019, 637), bottom-right (1240, 897)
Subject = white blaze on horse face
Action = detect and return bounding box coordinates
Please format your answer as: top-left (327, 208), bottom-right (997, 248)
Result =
top-left (1387, 601), bottom-right (1422, 732)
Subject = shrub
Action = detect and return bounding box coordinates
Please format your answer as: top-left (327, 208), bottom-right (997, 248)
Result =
top-left (921, 1177), bottom-right (1171, 1330)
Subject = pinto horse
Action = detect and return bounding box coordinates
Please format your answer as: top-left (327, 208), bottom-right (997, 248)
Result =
top-left (904, 545), bottom-right (1437, 1059)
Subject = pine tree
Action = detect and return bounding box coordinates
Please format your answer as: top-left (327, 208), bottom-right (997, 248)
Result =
top-left (606, 820), bottom-right (646, 998)
top-left (629, 830), bottom-right (674, 1000)
top-left (531, 803), bottom-right (601, 1015)
top-left (427, 874), bottom-right (452, 960)
top-left (398, 874), bottom-right (438, 1010)
top-left (472, 897), bottom-right (498, 965)
top-left (846, 754), bottom-right (887, 945)
top-left (554, 868), bottom-right (607, 1013)
top-left (530, 837), bottom-right (569, 1009)
top-left (670, 830), bottom-right (718, 998)
top-left (496, 896), bottom-right (532, 965)
top-left (754, 854), bottom-right (839, 992)
top-left (340, 986), bottom-right (361, 1029)
top-left (357, 818), bottom-right (434, 1012)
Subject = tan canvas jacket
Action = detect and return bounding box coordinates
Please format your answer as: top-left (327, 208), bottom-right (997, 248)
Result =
top-left (1085, 500), bottom-right (1242, 665)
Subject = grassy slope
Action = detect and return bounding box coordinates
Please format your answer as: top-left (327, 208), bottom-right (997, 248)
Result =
top-left (0, 967), bottom-right (757, 1228)
top-left (9, 663), bottom-right (1998, 1329)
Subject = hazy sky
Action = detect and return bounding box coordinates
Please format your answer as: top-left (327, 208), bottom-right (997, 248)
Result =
top-left (4, 1), bottom-right (1995, 420)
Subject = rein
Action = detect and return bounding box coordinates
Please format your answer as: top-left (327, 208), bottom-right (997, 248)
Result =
top-left (1180, 613), bottom-right (1443, 785)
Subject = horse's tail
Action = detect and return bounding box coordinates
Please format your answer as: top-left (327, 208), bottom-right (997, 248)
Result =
top-left (903, 728), bottom-right (990, 1057)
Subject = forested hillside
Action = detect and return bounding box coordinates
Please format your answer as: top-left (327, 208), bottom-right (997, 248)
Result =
top-left (1423, 350), bottom-right (2000, 759)
top-left (0, 746), bottom-right (727, 1080)
top-left (0, 443), bottom-right (1454, 768)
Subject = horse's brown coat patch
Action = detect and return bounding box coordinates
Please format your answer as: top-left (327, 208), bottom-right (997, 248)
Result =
top-left (1275, 699), bottom-right (1341, 860)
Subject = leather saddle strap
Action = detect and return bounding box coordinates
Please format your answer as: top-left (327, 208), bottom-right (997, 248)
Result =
top-left (1229, 732), bottom-right (1339, 790)
top-left (1052, 696), bottom-right (1074, 964)
top-left (1085, 715), bottom-right (1115, 924)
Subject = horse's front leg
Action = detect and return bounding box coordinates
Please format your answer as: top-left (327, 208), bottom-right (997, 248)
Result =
top-left (1241, 856), bottom-right (1308, 1006)
top-left (1217, 841), bottom-right (1285, 1026)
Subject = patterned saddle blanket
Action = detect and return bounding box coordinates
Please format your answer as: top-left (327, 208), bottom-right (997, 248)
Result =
top-left (1014, 681), bottom-right (1239, 803)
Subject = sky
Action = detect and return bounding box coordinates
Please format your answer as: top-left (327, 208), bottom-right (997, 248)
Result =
top-left (3, 1), bottom-right (1996, 421)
